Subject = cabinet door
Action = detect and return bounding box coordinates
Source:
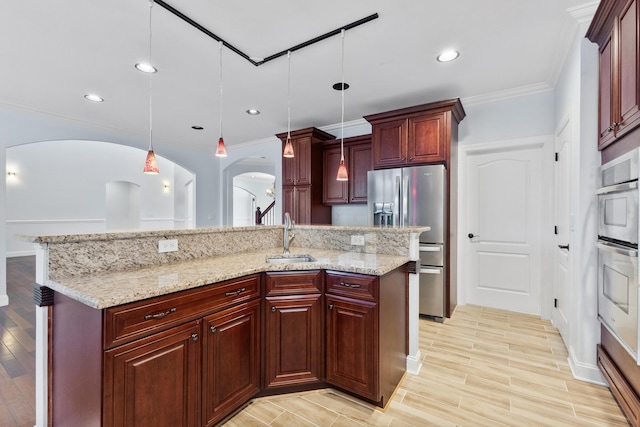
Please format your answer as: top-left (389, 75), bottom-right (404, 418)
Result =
top-left (325, 295), bottom-right (378, 402)
top-left (282, 186), bottom-right (295, 222)
top-left (323, 146), bottom-right (348, 204)
top-left (617, 0), bottom-right (640, 139)
top-left (295, 136), bottom-right (312, 185)
top-left (372, 118), bottom-right (407, 168)
top-left (202, 299), bottom-right (260, 427)
top-left (103, 321), bottom-right (201, 427)
top-left (264, 294), bottom-right (323, 389)
top-left (408, 113), bottom-right (446, 164)
top-left (599, 34), bottom-right (616, 148)
top-left (295, 185), bottom-right (312, 224)
top-left (349, 142), bottom-right (372, 203)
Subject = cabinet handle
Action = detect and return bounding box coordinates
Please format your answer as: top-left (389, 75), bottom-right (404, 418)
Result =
top-left (210, 325), bottom-right (217, 333)
top-left (340, 282), bottom-right (361, 289)
top-left (271, 306), bottom-right (276, 313)
top-left (328, 304), bottom-right (334, 310)
top-left (144, 307), bottom-right (177, 320)
top-left (409, 156), bottom-right (413, 160)
top-left (191, 333), bottom-right (198, 341)
top-left (225, 287), bottom-right (246, 297)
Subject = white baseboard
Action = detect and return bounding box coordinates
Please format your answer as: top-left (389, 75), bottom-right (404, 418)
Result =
top-left (568, 353), bottom-right (606, 386)
top-left (0, 294), bottom-right (8, 307)
top-left (406, 350), bottom-right (422, 375)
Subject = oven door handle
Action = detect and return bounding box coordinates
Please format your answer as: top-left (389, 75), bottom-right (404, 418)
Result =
top-left (596, 180), bottom-right (638, 195)
top-left (596, 241), bottom-right (638, 257)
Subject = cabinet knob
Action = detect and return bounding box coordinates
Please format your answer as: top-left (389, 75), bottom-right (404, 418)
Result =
top-left (191, 333), bottom-right (199, 341)
top-left (210, 325), bottom-right (217, 333)
top-left (409, 156), bottom-right (413, 160)
top-left (271, 306), bottom-right (276, 313)
top-left (328, 304), bottom-right (334, 310)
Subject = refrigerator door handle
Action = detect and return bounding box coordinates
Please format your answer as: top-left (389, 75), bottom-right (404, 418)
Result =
top-left (402, 175), bottom-right (409, 227)
top-left (396, 175), bottom-right (402, 227)
top-left (419, 245), bottom-right (442, 252)
top-left (420, 268), bottom-right (442, 274)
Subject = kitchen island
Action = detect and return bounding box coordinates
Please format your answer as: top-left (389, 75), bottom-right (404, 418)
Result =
top-left (24, 225), bottom-right (426, 426)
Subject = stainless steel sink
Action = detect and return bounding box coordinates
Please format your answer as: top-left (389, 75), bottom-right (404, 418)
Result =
top-left (265, 254), bottom-right (316, 264)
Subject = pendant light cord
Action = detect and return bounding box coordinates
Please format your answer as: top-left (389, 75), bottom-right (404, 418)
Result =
top-left (219, 41), bottom-right (224, 138)
top-left (287, 51), bottom-right (291, 140)
top-left (148, 0), bottom-right (154, 152)
top-left (340, 29), bottom-right (345, 162)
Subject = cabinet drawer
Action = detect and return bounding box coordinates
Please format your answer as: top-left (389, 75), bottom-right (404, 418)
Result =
top-left (265, 270), bottom-right (323, 296)
top-left (325, 271), bottom-right (378, 302)
top-left (104, 274), bottom-right (260, 349)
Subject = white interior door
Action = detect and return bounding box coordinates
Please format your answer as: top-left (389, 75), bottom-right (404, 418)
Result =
top-left (553, 119), bottom-right (572, 340)
top-left (466, 146), bottom-right (543, 314)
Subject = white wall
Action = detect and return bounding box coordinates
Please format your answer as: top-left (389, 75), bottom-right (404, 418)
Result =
top-left (554, 20), bottom-right (601, 383)
top-left (5, 140), bottom-right (190, 256)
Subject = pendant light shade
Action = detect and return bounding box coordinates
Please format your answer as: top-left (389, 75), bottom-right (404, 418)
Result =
top-left (283, 51), bottom-right (295, 158)
top-left (143, 0), bottom-right (159, 174)
top-left (144, 150), bottom-right (160, 174)
top-left (215, 41), bottom-right (227, 157)
top-left (336, 29), bottom-right (348, 182)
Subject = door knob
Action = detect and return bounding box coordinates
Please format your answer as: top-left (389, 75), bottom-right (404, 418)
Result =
top-left (468, 233), bottom-right (477, 239)
top-left (558, 244), bottom-right (570, 251)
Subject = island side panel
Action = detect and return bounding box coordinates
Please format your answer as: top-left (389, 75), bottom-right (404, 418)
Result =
top-left (378, 265), bottom-right (408, 406)
top-left (52, 292), bottom-right (103, 426)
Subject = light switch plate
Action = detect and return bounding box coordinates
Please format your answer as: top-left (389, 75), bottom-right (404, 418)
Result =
top-left (351, 235), bottom-right (365, 246)
top-left (158, 239), bottom-right (178, 253)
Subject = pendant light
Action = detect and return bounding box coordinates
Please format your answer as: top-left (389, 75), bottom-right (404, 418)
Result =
top-left (215, 41), bottom-right (228, 157)
top-left (336, 29), bottom-right (348, 181)
top-left (143, 0), bottom-right (159, 174)
top-left (282, 51), bottom-right (295, 158)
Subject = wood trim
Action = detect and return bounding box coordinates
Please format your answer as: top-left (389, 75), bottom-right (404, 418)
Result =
top-left (586, 0), bottom-right (624, 46)
top-left (33, 284), bottom-right (54, 307)
top-left (364, 98), bottom-right (466, 125)
top-left (597, 344), bottom-right (640, 426)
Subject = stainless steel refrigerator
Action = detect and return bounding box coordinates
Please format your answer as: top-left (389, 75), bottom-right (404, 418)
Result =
top-left (367, 164), bottom-right (446, 320)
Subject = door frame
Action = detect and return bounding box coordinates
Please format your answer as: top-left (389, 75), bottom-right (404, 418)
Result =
top-left (458, 135), bottom-right (555, 318)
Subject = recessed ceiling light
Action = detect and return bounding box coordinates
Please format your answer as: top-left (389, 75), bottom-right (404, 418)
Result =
top-left (332, 82), bottom-right (350, 91)
top-left (246, 109), bottom-right (260, 115)
top-left (84, 94), bottom-right (104, 102)
top-left (192, 126), bottom-right (204, 130)
top-left (135, 62), bottom-right (157, 73)
top-left (437, 50), bottom-right (459, 62)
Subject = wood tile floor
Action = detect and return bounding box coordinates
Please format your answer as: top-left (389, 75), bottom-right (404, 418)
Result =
top-left (0, 257), bottom-right (630, 426)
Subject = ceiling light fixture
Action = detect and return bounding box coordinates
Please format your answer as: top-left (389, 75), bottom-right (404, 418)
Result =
top-left (135, 62), bottom-right (157, 73)
top-left (336, 29), bottom-right (348, 182)
top-left (246, 109), bottom-right (260, 115)
top-left (215, 41), bottom-right (228, 157)
top-left (84, 94), bottom-right (104, 102)
top-left (143, 0), bottom-right (159, 174)
top-left (283, 51), bottom-right (294, 159)
top-left (437, 50), bottom-right (459, 62)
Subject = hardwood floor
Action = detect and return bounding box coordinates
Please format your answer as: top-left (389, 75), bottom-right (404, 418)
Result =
top-left (0, 256), bottom-right (629, 426)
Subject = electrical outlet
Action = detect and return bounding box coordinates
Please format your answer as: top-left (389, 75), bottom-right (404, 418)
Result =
top-left (158, 239), bottom-right (178, 253)
top-left (350, 235), bottom-right (365, 246)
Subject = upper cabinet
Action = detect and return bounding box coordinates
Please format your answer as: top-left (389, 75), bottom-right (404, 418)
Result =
top-left (587, 0), bottom-right (640, 160)
top-left (322, 134), bottom-right (373, 205)
top-left (277, 127), bottom-right (334, 224)
top-left (364, 99), bottom-right (466, 169)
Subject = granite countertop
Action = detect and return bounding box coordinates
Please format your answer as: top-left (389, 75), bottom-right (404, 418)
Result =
top-left (45, 247), bottom-right (411, 309)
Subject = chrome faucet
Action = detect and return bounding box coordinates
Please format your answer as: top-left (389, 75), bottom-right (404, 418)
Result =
top-left (283, 212), bottom-right (295, 254)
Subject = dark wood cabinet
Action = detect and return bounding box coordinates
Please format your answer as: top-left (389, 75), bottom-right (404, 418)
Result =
top-left (322, 134), bottom-right (372, 205)
top-left (104, 321), bottom-right (202, 427)
top-left (364, 100), bottom-right (464, 169)
top-left (324, 269), bottom-right (407, 407)
top-left (588, 0), bottom-right (640, 161)
top-left (264, 271), bottom-right (324, 389)
top-left (277, 127), bottom-right (334, 224)
top-left (202, 299), bottom-right (260, 426)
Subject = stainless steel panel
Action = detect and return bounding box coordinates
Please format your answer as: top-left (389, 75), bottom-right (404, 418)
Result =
top-left (597, 186), bottom-right (639, 244)
top-left (404, 164), bottom-right (445, 243)
top-left (367, 168), bottom-right (401, 227)
top-left (419, 243), bottom-right (444, 267)
top-left (597, 240), bottom-right (639, 360)
top-left (419, 266), bottom-right (444, 318)
top-left (600, 147), bottom-right (640, 187)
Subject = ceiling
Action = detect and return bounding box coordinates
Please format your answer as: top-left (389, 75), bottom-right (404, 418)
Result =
top-left (1, 0), bottom-right (596, 154)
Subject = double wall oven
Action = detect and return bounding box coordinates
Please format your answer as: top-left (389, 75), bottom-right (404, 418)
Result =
top-left (597, 149), bottom-right (640, 362)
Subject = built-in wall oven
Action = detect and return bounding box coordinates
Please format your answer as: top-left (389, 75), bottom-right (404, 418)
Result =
top-left (597, 149), bottom-right (640, 363)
